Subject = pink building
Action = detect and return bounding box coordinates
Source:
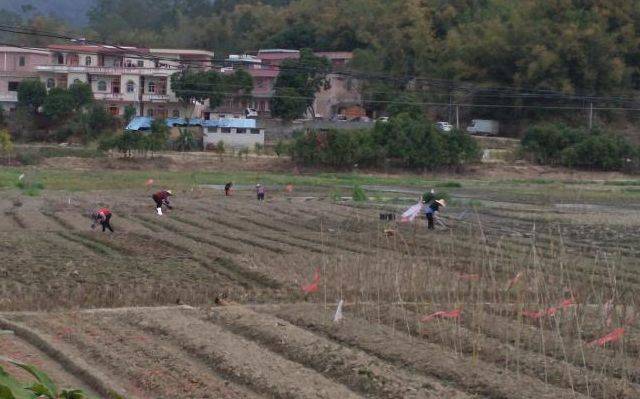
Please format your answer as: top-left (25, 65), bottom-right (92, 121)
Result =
top-left (209, 49), bottom-right (361, 119)
top-left (0, 46), bottom-right (51, 111)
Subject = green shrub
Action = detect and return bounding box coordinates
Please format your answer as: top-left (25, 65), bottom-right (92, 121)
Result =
top-left (291, 115), bottom-right (480, 170)
top-left (352, 185), bottom-right (367, 201)
top-left (522, 123), bottom-right (639, 171)
top-left (435, 181), bottom-right (462, 188)
top-left (254, 142), bottom-right (263, 154)
top-left (16, 150), bottom-right (43, 165)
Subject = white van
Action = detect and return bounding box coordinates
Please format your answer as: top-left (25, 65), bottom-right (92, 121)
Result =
top-left (467, 119), bottom-right (499, 135)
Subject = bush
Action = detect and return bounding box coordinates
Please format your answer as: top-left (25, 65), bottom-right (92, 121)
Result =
top-left (254, 142), bottom-right (263, 154)
top-left (15, 150), bottom-right (43, 165)
top-left (291, 114), bottom-right (479, 170)
top-left (274, 139), bottom-right (290, 157)
top-left (352, 185), bottom-right (368, 201)
top-left (522, 123), bottom-right (639, 171)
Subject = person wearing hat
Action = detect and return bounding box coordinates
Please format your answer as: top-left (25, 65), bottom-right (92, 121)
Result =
top-left (256, 184), bottom-right (265, 201)
top-left (152, 189), bottom-right (173, 215)
top-left (426, 199), bottom-right (446, 230)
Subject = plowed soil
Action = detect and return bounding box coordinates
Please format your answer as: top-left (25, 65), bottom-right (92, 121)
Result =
top-left (1, 177), bottom-right (639, 398)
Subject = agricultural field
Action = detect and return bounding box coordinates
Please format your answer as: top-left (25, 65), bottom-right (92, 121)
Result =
top-left (1, 159), bottom-right (640, 398)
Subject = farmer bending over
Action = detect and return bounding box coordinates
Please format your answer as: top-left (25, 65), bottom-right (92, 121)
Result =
top-left (152, 190), bottom-right (173, 215)
top-left (224, 182), bottom-right (233, 196)
top-left (91, 208), bottom-right (114, 232)
top-left (426, 199), bottom-right (446, 230)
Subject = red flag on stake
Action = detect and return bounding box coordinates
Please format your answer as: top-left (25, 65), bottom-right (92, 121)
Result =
top-left (420, 309), bottom-right (462, 323)
top-left (285, 184), bottom-right (294, 193)
top-left (457, 273), bottom-right (480, 281)
top-left (589, 328), bottom-right (625, 347)
top-left (301, 269), bottom-right (320, 294)
top-left (560, 298), bottom-right (576, 309)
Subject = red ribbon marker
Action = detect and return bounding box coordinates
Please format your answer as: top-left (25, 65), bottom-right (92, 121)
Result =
top-left (589, 328), bottom-right (625, 347)
top-left (301, 269), bottom-right (321, 294)
top-left (420, 309), bottom-right (462, 323)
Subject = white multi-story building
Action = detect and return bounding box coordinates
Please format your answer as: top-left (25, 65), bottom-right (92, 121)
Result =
top-left (36, 44), bottom-right (214, 118)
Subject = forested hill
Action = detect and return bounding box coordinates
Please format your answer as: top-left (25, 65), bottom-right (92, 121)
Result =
top-left (4, 0), bottom-right (640, 99)
top-left (0, 0), bottom-right (96, 25)
top-left (82, 0), bottom-right (640, 97)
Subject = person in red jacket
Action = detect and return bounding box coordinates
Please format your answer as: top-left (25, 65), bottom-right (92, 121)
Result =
top-left (91, 208), bottom-right (114, 232)
top-left (152, 190), bottom-right (173, 215)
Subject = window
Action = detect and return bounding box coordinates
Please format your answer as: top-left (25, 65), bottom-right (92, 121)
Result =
top-left (73, 79), bottom-right (81, 85)
top-left (19, 56), bottom-right (25, 67)
top-left (85, 56), bottom-right (92, 66)
top-left (221, 127), bottom-right (231, 134)
top-left (172, 109), bottom-right (180, 118)
top-left (147, 108), bottom-right (154, 117)
top-left (109, 106), bottom-right (119, 116)
top-left (126, 80), bottom-right (135, 93)
top-left (137, 60), bottom-right (144, 67)
top-left (251, 129), bottom-right (261, 135)
top-left (148, 81), bottom-right (155, 93)
top-left (97, 81), bottom-right (107, 91)
top-left (236, 128), bottom-right (246, 134)
top-left (203, 112), bottom-right (211, 120)
top-left (56, 54), bottom-right (64, 64)
top-left (46, 78), bottom-right (55, 89)
top-left (8, 81), bottom-right (19, 91)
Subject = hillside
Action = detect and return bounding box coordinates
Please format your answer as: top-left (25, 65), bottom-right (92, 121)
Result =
top-left (0, 0), bottom-right (96, 25)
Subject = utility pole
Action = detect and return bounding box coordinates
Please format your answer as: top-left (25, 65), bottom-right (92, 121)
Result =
top-left (456, 104), bottom-right (460, 129)
top-left (448, 94), bottom-right (453, 123)
top-left (588, 102), bottom-right (594, 130)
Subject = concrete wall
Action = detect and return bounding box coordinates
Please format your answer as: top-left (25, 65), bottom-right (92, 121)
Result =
top-left (203, 127), bottom-right (265, 149)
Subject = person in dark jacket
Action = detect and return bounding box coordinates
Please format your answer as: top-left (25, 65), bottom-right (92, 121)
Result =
top-left (91, 208), bottom-right (114, 232)
top-left (256, 184), bottom-right (265, 201)
top-left (224, 182), bottom-right (233, 196)
top-left (152, 190), bottom-right (173, 215)
top-left (426, 199), bottom-right (446, 230)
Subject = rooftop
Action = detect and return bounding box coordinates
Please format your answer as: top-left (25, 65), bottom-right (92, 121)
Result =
top-left (0, 46), bottom-right (50, 55)
top-left (150, 49), bottom-right (215, 58)
top-left (48, 44), bottom-right (149, 55)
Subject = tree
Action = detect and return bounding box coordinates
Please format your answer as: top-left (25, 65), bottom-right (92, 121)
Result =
top-left (0, 129), bottom-right (13, 154)
top-left (68, 81), bottom-right (94, 110)
top-left (87, 104), bottom-right (117, 135)
top-left (124, 105), bottom-right (137, 123)
top-left (271, 49), bottom-right (330, 120)
top-left (17, 79), bottom-right (47, 112)
top-left (42, 88), bottom-right (74, 122)
top-left (148, 119), bottom-right (170, 153)
top-left (171, 69), bottom-right (253, 115)
top-left (174, 128), bottom-right (197, 151)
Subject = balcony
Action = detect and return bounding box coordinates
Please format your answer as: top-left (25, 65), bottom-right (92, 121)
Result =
top-left (142, 93), bottom-right (171, 102)
top-left (36, 65), bottom-right (176, 77)
top-left (94, 92), bottom-right (127, 101)
top-left (0, 92), bottom-right (18, 102)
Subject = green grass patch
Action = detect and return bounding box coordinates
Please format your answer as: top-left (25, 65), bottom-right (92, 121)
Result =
top-left (604, 180), bottom-right (640, 186)
top-left (0, 167), bottom-right (469, 192)
top-left (507, 178), bottom-right (557, 185)
top-left (435, 181), bottom-right (462, 188)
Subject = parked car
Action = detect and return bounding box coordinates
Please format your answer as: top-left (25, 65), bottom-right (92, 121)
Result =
top-left (466, 119), bottom-right (500, 135)
top-left (331, 114), bottom-right (348, 122)
top-left (350, 116), bottom-right (372, 122)
top-left (245, 108), bottom-right (258, 118)
top-left (377, 116), bottom-right (390, 123)
top-left (435, 121), bottom-right (453, 132)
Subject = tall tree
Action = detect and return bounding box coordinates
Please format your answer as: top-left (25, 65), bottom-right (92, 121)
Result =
top-left (271, 49), bottom-right (330, 120)
top-left (17, 79), bottom-right (47, 112)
